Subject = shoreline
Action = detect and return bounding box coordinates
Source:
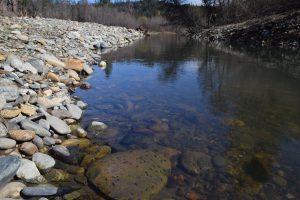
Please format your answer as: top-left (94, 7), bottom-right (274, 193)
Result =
top-left (0, 16), bottom-right (144, 199)
top-left (191, 10), bottom-right (300, 49)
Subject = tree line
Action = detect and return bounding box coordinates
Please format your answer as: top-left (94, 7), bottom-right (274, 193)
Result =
top-left (0, 0), bottom-right (299, 33)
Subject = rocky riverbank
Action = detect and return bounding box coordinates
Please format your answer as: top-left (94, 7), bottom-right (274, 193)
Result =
top-left (192, 10), bottom-right (300, 49)
top-left (0, 16), bottom-right (148, 199)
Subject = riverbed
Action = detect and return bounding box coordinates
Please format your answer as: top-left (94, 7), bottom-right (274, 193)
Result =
top-left (75, 35), bottom-right (300, 199)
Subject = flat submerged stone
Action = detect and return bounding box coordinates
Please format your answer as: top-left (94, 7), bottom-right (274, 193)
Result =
top-left (87, 149), bottom-right (171, 200)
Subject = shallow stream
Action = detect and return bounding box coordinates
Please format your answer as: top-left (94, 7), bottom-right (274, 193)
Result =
top-left (75, 35), bottom-right (300, 199)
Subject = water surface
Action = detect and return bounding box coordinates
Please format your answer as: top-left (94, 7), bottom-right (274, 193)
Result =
top-left (76, 35), bottom-right (300, 199)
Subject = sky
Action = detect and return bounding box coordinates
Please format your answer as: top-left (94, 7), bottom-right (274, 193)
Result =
top-left (88, 0), bottom-right (200, 5)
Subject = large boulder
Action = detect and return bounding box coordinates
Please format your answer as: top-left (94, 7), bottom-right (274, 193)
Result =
top-left (87, 150), bottom-right (171, 200)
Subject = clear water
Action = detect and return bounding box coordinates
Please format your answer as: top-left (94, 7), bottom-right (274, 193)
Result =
top-left (75, 35), bottom-right (300, 199)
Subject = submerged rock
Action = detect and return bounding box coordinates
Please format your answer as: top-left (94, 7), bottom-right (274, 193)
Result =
top-left (180, 151), bottom-right (212, 175)
top-left (87, 149), bottom-right (171, 200)
top-left (32, 152), bottom-right (55, 172)
top-left (21, 185), bottom-right (58, 197)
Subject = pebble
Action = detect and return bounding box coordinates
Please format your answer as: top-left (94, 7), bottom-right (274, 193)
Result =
top-left (0, 156), bottom-right (21, 188)
top-left (20, 142), bottom-right (38, 156)
top-left (88, 121), bottom-right (108, 131)
top-left (51, 109), bottom-right (72, 119)
top-left (0, 122), bottom-right (8, 137)
top-left (38, 119), bottom-right (50, 130)
top-left (0, 138), bottom-right (16, 150)
top-left (47, 72), bottom-right (60, 82)
top-left (32, 152), bottom-right (55, 171)
top-left (21, 120), bottom-right (52, 137)
top-left (33, 135), bottom-right (44, 149)
top-left (21, 185), bottom-right (58, 197)
top-left (76, 101), bottom-right (87, 109)
top-left (16, 159), bottom-right (44, 183)
top-left (83, 63), bottom-right (93, 75)
top-left (43, 136), bottom-right (56, 146)
top-left (8, 130), bottom-right (35, 142)
top-left (64, 59), bottom-right (83, 72)
top-left (50, 145), bottom-right (73, 164)
top-left (212, 156), bottom-right (227, 168)
top-left (45, 113), bottom-right (71, 135)
top-left (0, 96), bottom-right (6, 110)
top-left (0, 181), bottom-right (26, 199)
top-left (0, 108), bottom-right (21, 119)
top-left (20, 104), bottom-right (36, 116)
top-left (273, 175), bottom-right (287, 187)
top-left (66, 104), bottom-right (82, 120)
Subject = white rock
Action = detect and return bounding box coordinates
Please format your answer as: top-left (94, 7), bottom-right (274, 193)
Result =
top-left (32, 153), bottom-right (55, 171)
top-left (0, 182), bottom-right (26, 198)
top-left (66, 104), bottom-right (82, 120)
top-left (23, 62), bottom-right (38, 74)
top-left (16, 159), bottom-right (44, 183)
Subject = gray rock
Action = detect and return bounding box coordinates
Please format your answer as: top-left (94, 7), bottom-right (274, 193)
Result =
top-left (83, 64), bottom-right (93, 75)
top-left (21, 185), bottom-right (58, 197)
top-left (7, 73), bottom-right (24, 85)
top-left (0, 138), bottom-right (16, 150)
top-left (32, 153), bottom-right (55, 171)
top-left (76, 101), bottom-right (87, 110)
top-left (33, 135), bottom-right (44, 149)
top-left (0, 156), bottom-right (21, 188)
top-left (0, 96), bottom-right (6, 110)
top-left (88, 121), bottom-right (108, 131)
top-left (273, 175), bottom-right (287, 187)
top-left (43, 137), bottom-right (55, 146)
top-left (51, 109), bottom-right (72, 119)
top-left (16, 159), bottom-right (45, 183)
top-left (9, 115), bottom-right (26, 124)
top-left (28, 59), bottom-right (48, 75)
top-left (23, 62), bottom-right (38, 74)
top-left (212, 156), bottom-right (227, 168)
top-left (0, 87), bottom-right (19, 102)
top-left (50, 145), bottom-right (73, 164)
top-left (66, 104), bottom-right (82, 120)
top-left (37, 97), bottom-right (65, 109)
top-left (0, 122), bottom-right (8, 137)
top-left (3, 65), bottom-right (14, 72)
top-left (6, 54), bottom-right (23, 71)
top-left (38, 119), bottom-right (50, 130)
top-left (45, 114), bottom-right (71, 135)
top-left (21, 120), bottom-right (51, 137)
top-left (181, 151), bottom-right (212, 175)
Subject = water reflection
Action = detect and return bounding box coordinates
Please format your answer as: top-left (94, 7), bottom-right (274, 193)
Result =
top-left (76, 35), bottom-right (300, 199)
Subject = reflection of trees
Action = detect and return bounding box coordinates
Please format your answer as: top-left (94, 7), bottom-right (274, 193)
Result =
top-left (196, 43), bottom-right (300, 197)
top-left (104, 35), bottom-right (203, 81)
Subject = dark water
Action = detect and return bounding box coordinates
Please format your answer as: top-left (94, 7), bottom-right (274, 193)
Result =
top-left (75, 35), bottom-right (300, 199)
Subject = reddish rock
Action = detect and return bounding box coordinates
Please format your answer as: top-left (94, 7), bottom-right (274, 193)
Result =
top-left (185, 191), bottom-right (200, 200)
top-left (20, 142), bottom-right (38, 156)
top-left (47, 72), bottom-right (60, 82)
top-left (64, 59), bottom-right (83, 72)
top-left (9, 130), bottom-right (35, 142)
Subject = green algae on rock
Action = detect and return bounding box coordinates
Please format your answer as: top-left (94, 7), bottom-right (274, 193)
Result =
top-left (87, 149), bottom-right (171, 200)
